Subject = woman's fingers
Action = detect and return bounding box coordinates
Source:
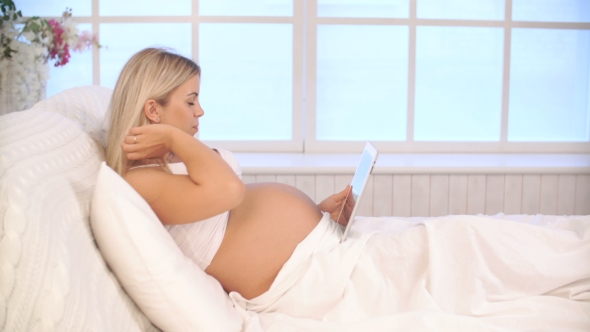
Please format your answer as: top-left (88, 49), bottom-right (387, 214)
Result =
top-left (337, 185), bottom-right (351, 199)
top-left (345, 188), bottom-right (355, 207)
top-left (344, 200), bottom-right (353, 219)
top-left (340, 186), bottom-right (355, 225)
top-left (332, 185), bottom-right (351, 207)
top-left (121, 142), bottom-right (142, 160)
top-left (122, 136), bottom-right (141, 150)
top-left (121, 125), bottom-right (172, 160)
top-left (121, 136), bottom-right (158, 160)
top-left (128, 126), bottom-right (144, 135)
top-left (321, 186), bottom-right (355, 225)
top-left (123, 135), bottom-right (137, 146)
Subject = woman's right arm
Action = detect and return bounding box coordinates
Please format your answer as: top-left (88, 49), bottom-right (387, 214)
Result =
top-left (122, 124), bottom-right (245, 225)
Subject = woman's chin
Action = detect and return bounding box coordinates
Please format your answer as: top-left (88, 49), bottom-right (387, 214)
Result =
top-left (191, 127), bottom-right (199, 136)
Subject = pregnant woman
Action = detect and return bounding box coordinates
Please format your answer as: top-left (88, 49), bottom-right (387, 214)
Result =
top-left (105, 48), bottom-right (590, 331)
top-left (105, 48), bottom-right (353, 300)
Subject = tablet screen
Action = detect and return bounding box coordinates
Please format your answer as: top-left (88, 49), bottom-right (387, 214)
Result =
top-left (350, 149), bottom-right (375, 203)
top-left (339, 142), bottom-right (378, 242)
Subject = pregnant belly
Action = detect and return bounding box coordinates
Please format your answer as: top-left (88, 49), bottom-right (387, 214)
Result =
top-left (205, 182), bottom-right (323, 299)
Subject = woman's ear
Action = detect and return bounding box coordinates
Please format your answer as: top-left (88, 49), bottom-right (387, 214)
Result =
top-left (143, 99), bottom-right (162, 124)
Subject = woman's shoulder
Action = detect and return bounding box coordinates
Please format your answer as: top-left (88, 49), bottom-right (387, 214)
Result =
top-left (123, 165), bottom-right (169, 204)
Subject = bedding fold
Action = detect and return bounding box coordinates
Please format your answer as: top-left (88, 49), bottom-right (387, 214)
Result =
top-left (234, 214), bottom-right (590, 332)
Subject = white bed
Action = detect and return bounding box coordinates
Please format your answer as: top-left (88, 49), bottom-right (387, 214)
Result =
top-left (1, 86), bottom-right (588, 332)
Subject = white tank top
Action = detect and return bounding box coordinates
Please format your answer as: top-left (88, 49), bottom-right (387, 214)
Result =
top-left (164, 149), bottom-right (242, 270)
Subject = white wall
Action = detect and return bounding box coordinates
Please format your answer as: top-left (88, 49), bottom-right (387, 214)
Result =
top-left (242, 173), bottom-right (590, 217)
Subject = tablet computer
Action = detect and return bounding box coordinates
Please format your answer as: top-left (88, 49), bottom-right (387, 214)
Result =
top-left (338, 141), bottom-right (379, 243)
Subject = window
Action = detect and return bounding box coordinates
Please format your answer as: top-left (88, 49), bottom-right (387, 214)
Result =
top-left (20, 0), bottom-right (590, 153)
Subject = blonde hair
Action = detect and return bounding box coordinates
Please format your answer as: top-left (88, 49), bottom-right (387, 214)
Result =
top-left (105, 48), bottom-right (201, 176)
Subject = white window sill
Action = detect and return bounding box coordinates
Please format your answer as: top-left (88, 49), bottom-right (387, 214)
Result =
top-left (234, 153), bottom-right (590, 175)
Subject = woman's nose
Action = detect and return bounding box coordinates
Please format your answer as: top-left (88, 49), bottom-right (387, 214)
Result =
top-left (196, 103), bottom-right (204, 117)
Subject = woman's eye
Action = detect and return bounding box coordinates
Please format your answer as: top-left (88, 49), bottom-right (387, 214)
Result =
top-left (188, 102), bottom-right (194, 106)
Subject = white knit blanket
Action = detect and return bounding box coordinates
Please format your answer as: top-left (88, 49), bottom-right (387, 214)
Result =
top-left (0, 89), bottom-right (158, 331)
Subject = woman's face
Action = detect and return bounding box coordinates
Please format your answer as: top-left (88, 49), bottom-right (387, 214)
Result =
top-left (159, 74), bottom-right (204, 135)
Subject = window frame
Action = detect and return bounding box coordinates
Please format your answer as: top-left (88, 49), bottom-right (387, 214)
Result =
top-left (44, 0), bottom-right (590, 153)
top-left (304, 0), bottom-right (590, 153)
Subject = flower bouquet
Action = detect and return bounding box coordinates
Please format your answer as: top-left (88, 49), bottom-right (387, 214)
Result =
top-left (0, 0), bottom-right (100, 114)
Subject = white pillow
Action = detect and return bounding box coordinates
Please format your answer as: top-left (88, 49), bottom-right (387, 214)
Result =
top-left (29, 85), bottom-right (113, 148)
top-left (90, 162), bottom-right (243, 332)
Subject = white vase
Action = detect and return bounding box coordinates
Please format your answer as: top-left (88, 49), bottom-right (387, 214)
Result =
top-left (0, 49), bottom-right (49, 116)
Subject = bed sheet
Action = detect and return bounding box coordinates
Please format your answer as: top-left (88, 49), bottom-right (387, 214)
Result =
top-left (236, 213), bottom-right (590, 332)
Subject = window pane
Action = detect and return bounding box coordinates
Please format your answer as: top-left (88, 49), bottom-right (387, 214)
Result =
top-left (199, 0), bottom-right (292, 16)
top-left (316, 25), bottom-right (408, 141)
top-left (198, 24), bottom-right (293, 140)
top-left (414, 26), bottom-right (503, 141)
top-left (318, 0), bottom-right (409, 18)
top-left (508, 29), bottom-right (590, 142)
top-left (47, 23), bottom-right (93, 97)
top-left (99, 23), bottom-right (192, 89)
top-left (417, 0), bottom-right (504, 20)
top-left (16, 0), bottom-right (91, 17)
top-left (513, 0), bottom-right (590, 22)
top-left (100, 0), bottom-right (190, 16)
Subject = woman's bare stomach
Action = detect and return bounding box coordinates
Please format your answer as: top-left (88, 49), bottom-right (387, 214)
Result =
top-left (205, 182), bottom-right (323, 299)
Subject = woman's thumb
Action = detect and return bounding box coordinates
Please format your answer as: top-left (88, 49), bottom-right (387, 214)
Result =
top-left (338, 184), bottom-right (351, 198)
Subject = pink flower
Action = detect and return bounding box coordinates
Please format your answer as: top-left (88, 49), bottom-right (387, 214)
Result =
top-left (14, 8), bottom-right (101, 67)
top-left (73, 30), bottom-right (94, 52)
top-left (47, 17), bottom-right (72, 66)
top-left (55, 43), bottom-right (70, 67)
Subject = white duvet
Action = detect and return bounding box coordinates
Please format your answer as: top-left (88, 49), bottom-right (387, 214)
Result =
top-left (232, 213), bottom-right (590, 332)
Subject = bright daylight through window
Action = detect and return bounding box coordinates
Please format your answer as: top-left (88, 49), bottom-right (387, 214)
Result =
top-left (16, 0), bottom-right (590, 153)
